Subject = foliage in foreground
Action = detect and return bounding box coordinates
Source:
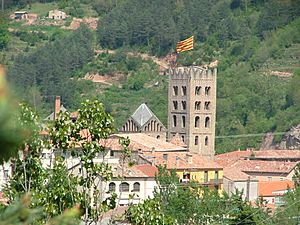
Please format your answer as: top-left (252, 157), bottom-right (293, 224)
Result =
top-left (3, 99), bottom-right (130, 223)
top-left (126, 166), bottom-right (271, 225)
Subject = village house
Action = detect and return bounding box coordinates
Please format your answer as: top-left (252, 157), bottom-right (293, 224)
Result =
top-left (48, 10), bottom-right (67, 20)
top-left (258, 180), bottom-right (295, 210)
top-left (215, 149), bottom-right (299, 203)
top-left (102, 164), bottom-right (158, 206)
top-left (141, 151), bottom-right (223, 192)
top-left (14, 11), bottom-right (28, 20)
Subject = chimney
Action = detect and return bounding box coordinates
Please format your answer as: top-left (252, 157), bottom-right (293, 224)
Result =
top-left (186, 154), bottom-right (193, 164)
top-left (54, 96), bottom-right (61, 120)
top-left (151, 147), bottom-right (155, 154)
top-left (151, 157), bottom-right (156, 166)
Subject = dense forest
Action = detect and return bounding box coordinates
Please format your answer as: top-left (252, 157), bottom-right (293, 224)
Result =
top-left (2, 0), bottom-right (300, 152)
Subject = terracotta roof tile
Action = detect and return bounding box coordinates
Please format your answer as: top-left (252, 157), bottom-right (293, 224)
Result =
top-left (141, 152), bottom-right (222, 170)
top-left (112, 164), bottom-right (157, 178)
top-left (133, 164), bottom-right (158, 177)
top-left (110, 133), bottom-right (186, 152)
top-left (232, 160), bottom-right (298, 174)
top-left (169, 133), bottom-right (187, 147)
top-left (216, 150), bottom-right (300, 162)
top-left (259, 181), bottom-right (295, 197)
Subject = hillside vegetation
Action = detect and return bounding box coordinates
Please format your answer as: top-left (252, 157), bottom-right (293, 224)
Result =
top-left (2, 0), bottom-right (300, 152)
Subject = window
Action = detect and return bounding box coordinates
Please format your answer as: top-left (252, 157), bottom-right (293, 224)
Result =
top-left (4, 170), bottom-right (9, 179)
top-left (195, 136), bottom-right (199, 145)
top-left (205, 136), bottom-right (209, 146)
top-left (195, 86), bottom-right (201, 95)
top-left (110, 150), bottom-right (114, 157)
top-left (205, 117), bottom-right (210, 128)
top-left (182, 86), bottom-right (187, 96)
top-left (119, 182), bottom-right (129, 192)
top-left (157, 135), bottom-right (160, 139)
top-left (182, 116), bottom-right (186, 128)
top-left (173, 86), bottom-right (178, 95)
top-left (173, 101), bottom-right (178, 110)
top-left (268, 177), bottom-right (272, 181)
top-left (204, 171), bottom-right (208, 182)
top-left (214, 171), bottom-right (219, 180)
top-left (195, 116), bottom-right (200, 128)
top-left (173, 115), bottom-right (177, 127)
top-left (195, 101), bottom-right (201, 110)
top-left (181, 135), bottom-right (185, 142)
top-left (133, 182), bottom-right (140, 192)
top-left (205, 86), bottom-right (211, 96)
top-left (181, 101), bottom-right (186, 110)
top-left (204, 101), bottom-right (211, 110)
top-left (109, 182), bottom-right (116, 192)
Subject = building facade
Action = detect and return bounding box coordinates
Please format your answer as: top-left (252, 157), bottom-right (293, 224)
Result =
top-left (168, 66), bottom-right (217, 158)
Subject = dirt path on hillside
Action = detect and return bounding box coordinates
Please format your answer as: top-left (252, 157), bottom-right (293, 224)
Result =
top-left (94, 49), bottom-right (172, 73)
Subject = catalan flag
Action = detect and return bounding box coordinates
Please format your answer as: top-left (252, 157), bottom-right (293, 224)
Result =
top-left (176, 36), bottom-right (194, 53)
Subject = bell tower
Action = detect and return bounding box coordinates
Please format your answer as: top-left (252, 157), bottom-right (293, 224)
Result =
top-left (167, 66), bottom-right (217, 158)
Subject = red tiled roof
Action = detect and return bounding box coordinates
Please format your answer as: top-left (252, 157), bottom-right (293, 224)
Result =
top-left (112, 164), bottom-right (157, 178)
top-left (169, 133), bottom-right (187, 148)
top-left (216, 149), bottom-right (300, 162)
top-left (259, 180), bottom-right (295, 197)
top-left (133, 164), bottom-right (158, 177)
top-left (141, 152), bottom-right (222, 170)
top-left (232, 160), bottom-right (298, 174)
top-left (109, 133), bottom-right (186, 152)
top-left (223, 167), bottom-right (256, 181)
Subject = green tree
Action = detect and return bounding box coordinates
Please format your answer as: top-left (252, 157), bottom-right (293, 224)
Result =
top-left (0, 14), bottom-right (9, 50)
top-left (49, 99), bottom-right (119, 223)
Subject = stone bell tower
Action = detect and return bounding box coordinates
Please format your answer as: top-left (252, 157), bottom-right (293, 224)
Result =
top-left (167, 66), bottom-right (217, 158)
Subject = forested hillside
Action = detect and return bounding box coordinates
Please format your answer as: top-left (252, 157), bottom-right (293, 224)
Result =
top-left (2, 0), bottom-right (300, 152)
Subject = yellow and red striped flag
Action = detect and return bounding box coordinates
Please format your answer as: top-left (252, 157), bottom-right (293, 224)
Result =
top-left (176, 36), bottom-right (194, 53)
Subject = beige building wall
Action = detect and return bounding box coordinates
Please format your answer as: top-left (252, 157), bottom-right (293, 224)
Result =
top-left (168, 66), bottom-right (217, 158)
top-left (223, 177), bottom-right (259, 201)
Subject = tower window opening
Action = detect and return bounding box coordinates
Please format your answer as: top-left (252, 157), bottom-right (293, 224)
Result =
top-left (195, 86), bottom-right (201, 95)
top-left (205, 117), bottom-right (210, 128)
top-left (205, 136), bottom-right (209, 146)
top-left (182, 116), bottom-right (186, 128)
top-left (204, 101), bottom-right (211, 110)
top-left (173, 101), bottom-right (178, 110)
top-left (195, 116), bottom-right (200, 128)
top-left (182, 101), bottom-right (186, 110)
top-left (205, 86), bottom-right (211, 96)
top-left (182, 86), bottom-right (187, 96)
top-left (195, 101), bottom-right (201, 110)
top-left (173, 115), bottom-right (177, 127)
top-left (173, 86), bottom-right (178, 96)
top-left (195, 136), bottom-right (199, 145)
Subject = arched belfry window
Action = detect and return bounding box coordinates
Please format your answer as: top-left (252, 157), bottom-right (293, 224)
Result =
top-left (195, 86), bottom-right (201, 95)
top-left (173, 101), bottom-right (178, 110)
top-left (182, 116), bottom-right (186, 128)
top-left (173, 86), bottom-right (178, 96)
top-left (205, 86), bottom-right (211, 96)
top-left (195, 101), bottom-right (201, 110)
top-left (173, 115), bottom-right (177, 127)
top-left (204, 101), bottom-right (211, 110)
top-left (205, 136), bottom-right (209, 146)
top-left (195, 116), bottom-right (200, 128)
top-left (195, 136), bottom-right (199, 145)
top-left (205, 117), bottom-right (210, 128)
